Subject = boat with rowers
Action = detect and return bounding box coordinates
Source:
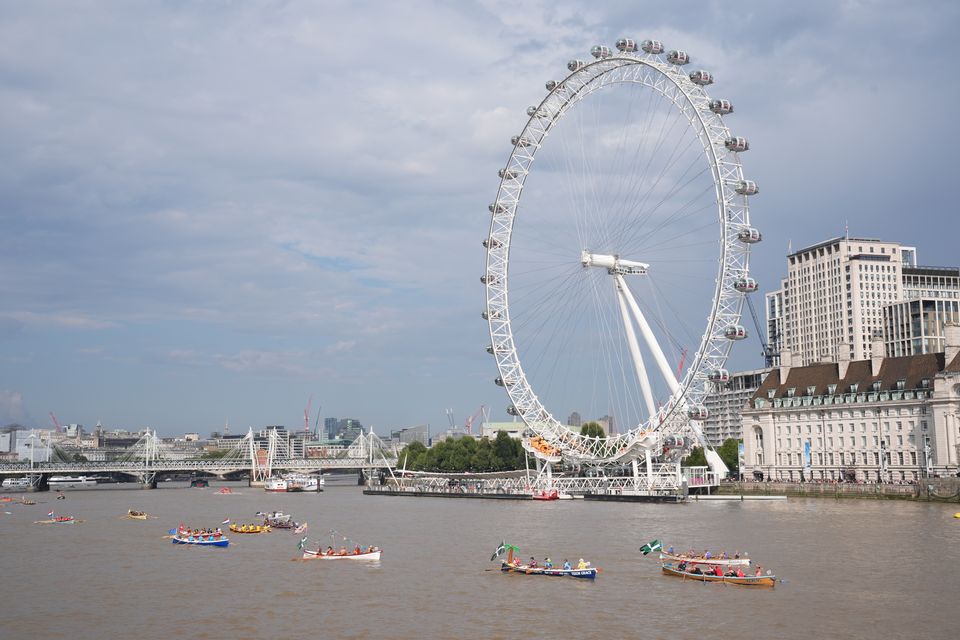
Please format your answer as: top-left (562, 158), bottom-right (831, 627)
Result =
top-left (303, 546), bottom-right (381, 560)
top-left (229, 523), bottom-right (270, 534)
top-left (126, 509), bottom-right (148, 520)
top-left (35, 514), bottom-right (78, 524)
top-left (491, 542), bottom-right (597, 580)
top-left (172, 525), bottom-right (229, 547)
top-left (659, 550), bottom-right (750, 566)
top-left (661, 562), bottom-right (776, 587)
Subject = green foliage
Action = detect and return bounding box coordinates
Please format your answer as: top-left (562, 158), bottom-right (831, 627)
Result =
top-left (200, 449), bottom-right (230, 460)
top-left (580, 422), bottom-right (606, 439)
top-left (717, 438), bottom-right (741, 475)
top-left (71, 453), bottom-right (88, 462)
top-left (682, 446), bottom-right (707, 467)
top-left (399, 432), bottom-right (526, 473)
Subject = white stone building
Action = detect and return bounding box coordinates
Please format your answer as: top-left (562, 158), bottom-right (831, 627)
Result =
top-left (742, 327), bottom-right (960, 482)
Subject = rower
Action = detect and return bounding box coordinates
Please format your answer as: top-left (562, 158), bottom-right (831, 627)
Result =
top-left (563, 559), bottom-right (571, 570)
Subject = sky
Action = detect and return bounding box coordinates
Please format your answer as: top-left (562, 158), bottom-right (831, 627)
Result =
top-left (1, 0), bottom-right (958, 436)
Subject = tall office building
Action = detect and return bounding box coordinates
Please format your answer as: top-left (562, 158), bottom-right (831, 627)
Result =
top-left (324, 417), bottom-right (339, 440)
top-left (703, 368), bottom-right (770, 447)
top-left (766, 236), bottom-right (917, 366)
top-left (884, 266), bottom-right (960, 357)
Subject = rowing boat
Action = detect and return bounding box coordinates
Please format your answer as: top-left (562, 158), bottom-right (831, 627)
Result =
top-left (172, 534), bottom-right (229, 547)
top-left (661, 563), bottom-right (775, 587)
top-left (229, 523), bottom-right (270, 534)
top-left (302, 548), bottom-right (381, 560)
top-left (34, 516), bottom-right (79, 525)
top-left (659, 551), bottom-right (750, 566)
top-left (500, 562), bottom-right (597, 579)
top-left (127, 510), bottom-right (148, 520)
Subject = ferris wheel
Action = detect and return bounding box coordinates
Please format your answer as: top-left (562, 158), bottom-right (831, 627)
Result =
top-left (482, 39), bottom-right (762, 466)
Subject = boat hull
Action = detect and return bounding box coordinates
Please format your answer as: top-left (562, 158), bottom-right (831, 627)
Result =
top-left (302, 549), bottom-right (382, 560)
top-left (500, 562), bottom-right (597, 579)
top-left (661, 564), bottom-right (775, 587)
top-left (172, 535), bottom-right (229, 547)
top-left (660, 552), bottom-right (750, 566)
top-left (229, 524), bottom-right (270, 534)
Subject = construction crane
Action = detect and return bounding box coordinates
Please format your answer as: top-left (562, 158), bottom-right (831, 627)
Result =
top-left (303, 395), bottom-right (313, 434)
top-left (49, 412), bottom-right (62, 433)
top-left (444, 408), bottom-right (456, 429)
top-left (463, 405), bottom-right (487, 435)
top-left (745, 295), bottom-right (778, 368)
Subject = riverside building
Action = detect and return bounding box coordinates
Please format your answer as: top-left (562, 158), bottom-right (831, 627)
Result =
top-left (702, 368), bottom-right (769, 447)
top-left (741, 326), bottom-right (960, 482)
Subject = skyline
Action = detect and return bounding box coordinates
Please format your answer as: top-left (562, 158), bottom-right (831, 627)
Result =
top-left (2, 1), bottom-right (959, 435)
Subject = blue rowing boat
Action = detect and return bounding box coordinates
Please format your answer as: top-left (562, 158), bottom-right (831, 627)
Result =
top-left (500, 562), bottom-right (597, 579)
top-left (171, 534), bottom-right (229, 547)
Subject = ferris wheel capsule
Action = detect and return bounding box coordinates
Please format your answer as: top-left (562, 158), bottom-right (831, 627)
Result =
top-left (615, 38), bottom-right (637, 52)
top-left (511, 135), bottom-right (535, 148)
top-left (480, 275), bottom-right (499, 285)
top-left (736, 180), bottom-right (759, 196)
top-left (499, 168), bottom-right (522, 180)
top-left (666, 50), bottom-right (691, 65)
top-left (481, 310), bottom-right (501, 320)
top-left (709, 99), bottom-right (734, 115)
top-left (482, 237), bottom-right (502, 249)
top-left (489, 202), bottom-right (507, 213)
top-left (737, 227), bottom-right (762, 244)
top-left (506, 405), bottom-right (520, 416)
top-left (567, 59), bottom-right (586, 72)
top-left (724, 137), bottom-right (750, 152)
top-left (724, 325), bottom-right (748, 340)
top-left (689, 70), bottom-right (713, 85)
top-left (708, 369), bottom-right (730, 383)
top-left (733, 276), bottom-right (759, 293)
top-left (641, 39), bottom-right (664, 54)
top-left (545, 80), bottom-right (558, 91)
top-left (590, 45), bottom-right (612, 59)
top-left (687, 406), bottom-right (709, 420)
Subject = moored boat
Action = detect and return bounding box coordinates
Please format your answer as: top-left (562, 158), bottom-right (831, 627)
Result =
top-left (532, 489), bottom-right (559, 501)
top-left (659, 551), bottom-right (750, 566)
top-left (2, 477), bottom-right (30, 489)
top-left (302, 547), bottom-right (381, 561)
top-left (285, 473), bottom-right (322, 492)
top-left (189, 478), bottom-right (209, 488)
top-left (661, 563), bottom-right (775, 587)
top-left (264, 477), bottom-right (287, 492)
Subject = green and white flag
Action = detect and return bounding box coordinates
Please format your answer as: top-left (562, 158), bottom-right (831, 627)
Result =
top-left (297, 535), bottom-right (308, 550)
top-left (639, 539), bottom-right (662, 555)
top-left (490, 541), bottom-right (506, 562)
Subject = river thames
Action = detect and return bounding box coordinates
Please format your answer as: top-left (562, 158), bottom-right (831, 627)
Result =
top-left (1, 480), bottom-right (957, 639)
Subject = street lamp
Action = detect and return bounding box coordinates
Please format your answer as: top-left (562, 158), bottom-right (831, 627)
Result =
top-left (879, 438), bottom-right (888, 484)
top-left (923, 435), bottom-right (932, 478)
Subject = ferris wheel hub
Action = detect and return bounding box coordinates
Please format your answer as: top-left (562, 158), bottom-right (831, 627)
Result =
top-left (581, 251), bottom-right (649, 276)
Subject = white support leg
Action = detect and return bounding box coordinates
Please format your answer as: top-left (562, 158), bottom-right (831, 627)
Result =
top-left (645, 453), bottom-right (654, 495)
top-left (616, 274), bottom-right (681, 394)
top-left (614, 279), bottom-right (657, 419)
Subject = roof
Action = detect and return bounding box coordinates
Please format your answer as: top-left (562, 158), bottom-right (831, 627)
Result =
top-left (752, 351), bottom-right (960, 402)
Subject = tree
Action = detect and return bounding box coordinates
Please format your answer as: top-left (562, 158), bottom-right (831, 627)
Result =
top-left (717, 438), bottom-right (741, 476)
top-left (580, 422), bottom-right (606, 439)
top-left (396, 440), bottom-right (427, 469)
top-left (682, 446), bottom-right (707, 467)
top-left (71, 453), bottom-right (88, 462)
top-left (200, 449), bottom-right (229, 460)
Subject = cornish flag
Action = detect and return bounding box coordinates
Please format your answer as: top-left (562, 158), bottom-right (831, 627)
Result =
top-left (221, 518), bottom-right (230, 525)
top-left (297, 536), bottom-right (308, 550)
top-left (639, 539), bottom-right (663, 555)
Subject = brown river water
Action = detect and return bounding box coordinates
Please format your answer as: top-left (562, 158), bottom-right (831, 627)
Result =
top-left (1, 478), bottom-right (958, 639)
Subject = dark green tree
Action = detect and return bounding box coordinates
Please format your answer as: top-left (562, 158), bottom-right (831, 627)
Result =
top-left (580, 422), bottom-right (606, 439)
top-left (682, 446), bottom-right (707, 467)
top-left (717, 438), bottom-right (741, 476)
top-left (396, 440), bottom-right (427, 469)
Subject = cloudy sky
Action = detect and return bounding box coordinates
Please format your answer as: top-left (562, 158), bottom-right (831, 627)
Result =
top-left (1, 0), bottom-right (957, 436)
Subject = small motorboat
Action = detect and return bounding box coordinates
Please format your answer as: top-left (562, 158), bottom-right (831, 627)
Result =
top-left (532, 489), bottom-right (559, 501)
top-left (259, 511), bottom-right (293, 528)
top-left (661, 563), bottom-right (776, 587)
top-left (229, 523), bottom-right (271, 534)
top-left (302, 547), bottom-right (382, 561)
top-left (217, 487), bottom-right (234, 495)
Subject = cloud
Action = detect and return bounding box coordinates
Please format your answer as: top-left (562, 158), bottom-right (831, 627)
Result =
top-left (0, 390), bottom-right (32, 426)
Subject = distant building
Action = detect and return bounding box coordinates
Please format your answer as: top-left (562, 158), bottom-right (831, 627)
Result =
top-left (337, 418), bottom-right (363, 442)
top-left (183, 432), bottom-right (200, 442)
top-left (765, 282), bottom-right (786, 367)
top-left (480, 421), bottom-right (524, 440)
top-left (596, 416), bottom-right (614, 435)
top-left (324, 417), bottom-right (339, 440)
top-left (742, 328), bottom-right (960, 482)
top-left (567, 412), bottom-right (582, 428)
top-left (390, 424), bottom-right (429, 447)
top-left (703, 368), bottom-right (770, 447)
top-left (883, 266), bottom-right (960, 357)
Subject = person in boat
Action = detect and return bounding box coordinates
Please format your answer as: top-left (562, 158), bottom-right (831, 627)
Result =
top-left (691, 566), bottom-right (703, 575)
top-left (325, 546), bottom-right (334, 556)
top-left (704, 550), bottom-right (712, 559)
top-left (544, 558), bottom-right (553, 569)
top-left (734, 551), bottom-right (740, 559)
top-left (755, 566), bottom-right (763, 577)
top-left (563, 559), bottom-right (571, 570)
top-left (735, 567), bottom-right (745, 578)
top-left (713, 565), bottom-right (724, 577)
top-left (576, 559), bottom-right (589, 570)
top-left (528, 557), bottom-right (537, 568)
top-left (339, 547), bottom-right (347, 555)
top-left (677, 561), bottom-right (688, 572)
top-left (367, 546), bottom-right (375, 553)
top-left (354, 545), bottom-right (362, 555)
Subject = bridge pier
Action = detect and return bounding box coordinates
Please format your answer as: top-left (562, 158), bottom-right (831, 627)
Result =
top-left (357, 470), bottom-right (366, 486)
top-left (139, 472), bottom-right (157, 489)
top-left (27, 474), bottom-right (49, 492)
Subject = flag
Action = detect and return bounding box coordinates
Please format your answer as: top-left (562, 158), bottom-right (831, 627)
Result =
top-left (639, 539), bottom-right (662, 555)
top-left (221, 518), bottom-right (230, 525)
top-left (47, 511), bottom-right (54, 517)
top-left (294, 522), bottom-right (308, 534)
top-left (297, 535), bottom-right (308, 550)
top-left (490, 541), bottom-right (506, 562)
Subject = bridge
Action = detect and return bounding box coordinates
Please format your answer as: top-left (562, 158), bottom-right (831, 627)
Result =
top-left (0, 428), bottom-right (396, 490)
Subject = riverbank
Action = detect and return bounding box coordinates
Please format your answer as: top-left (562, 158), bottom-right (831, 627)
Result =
top-left (715, 478), bottom-right (960, 502)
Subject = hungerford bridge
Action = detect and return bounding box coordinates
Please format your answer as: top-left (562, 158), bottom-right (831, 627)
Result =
top-left (0, 428), bottom-right (396, 490)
